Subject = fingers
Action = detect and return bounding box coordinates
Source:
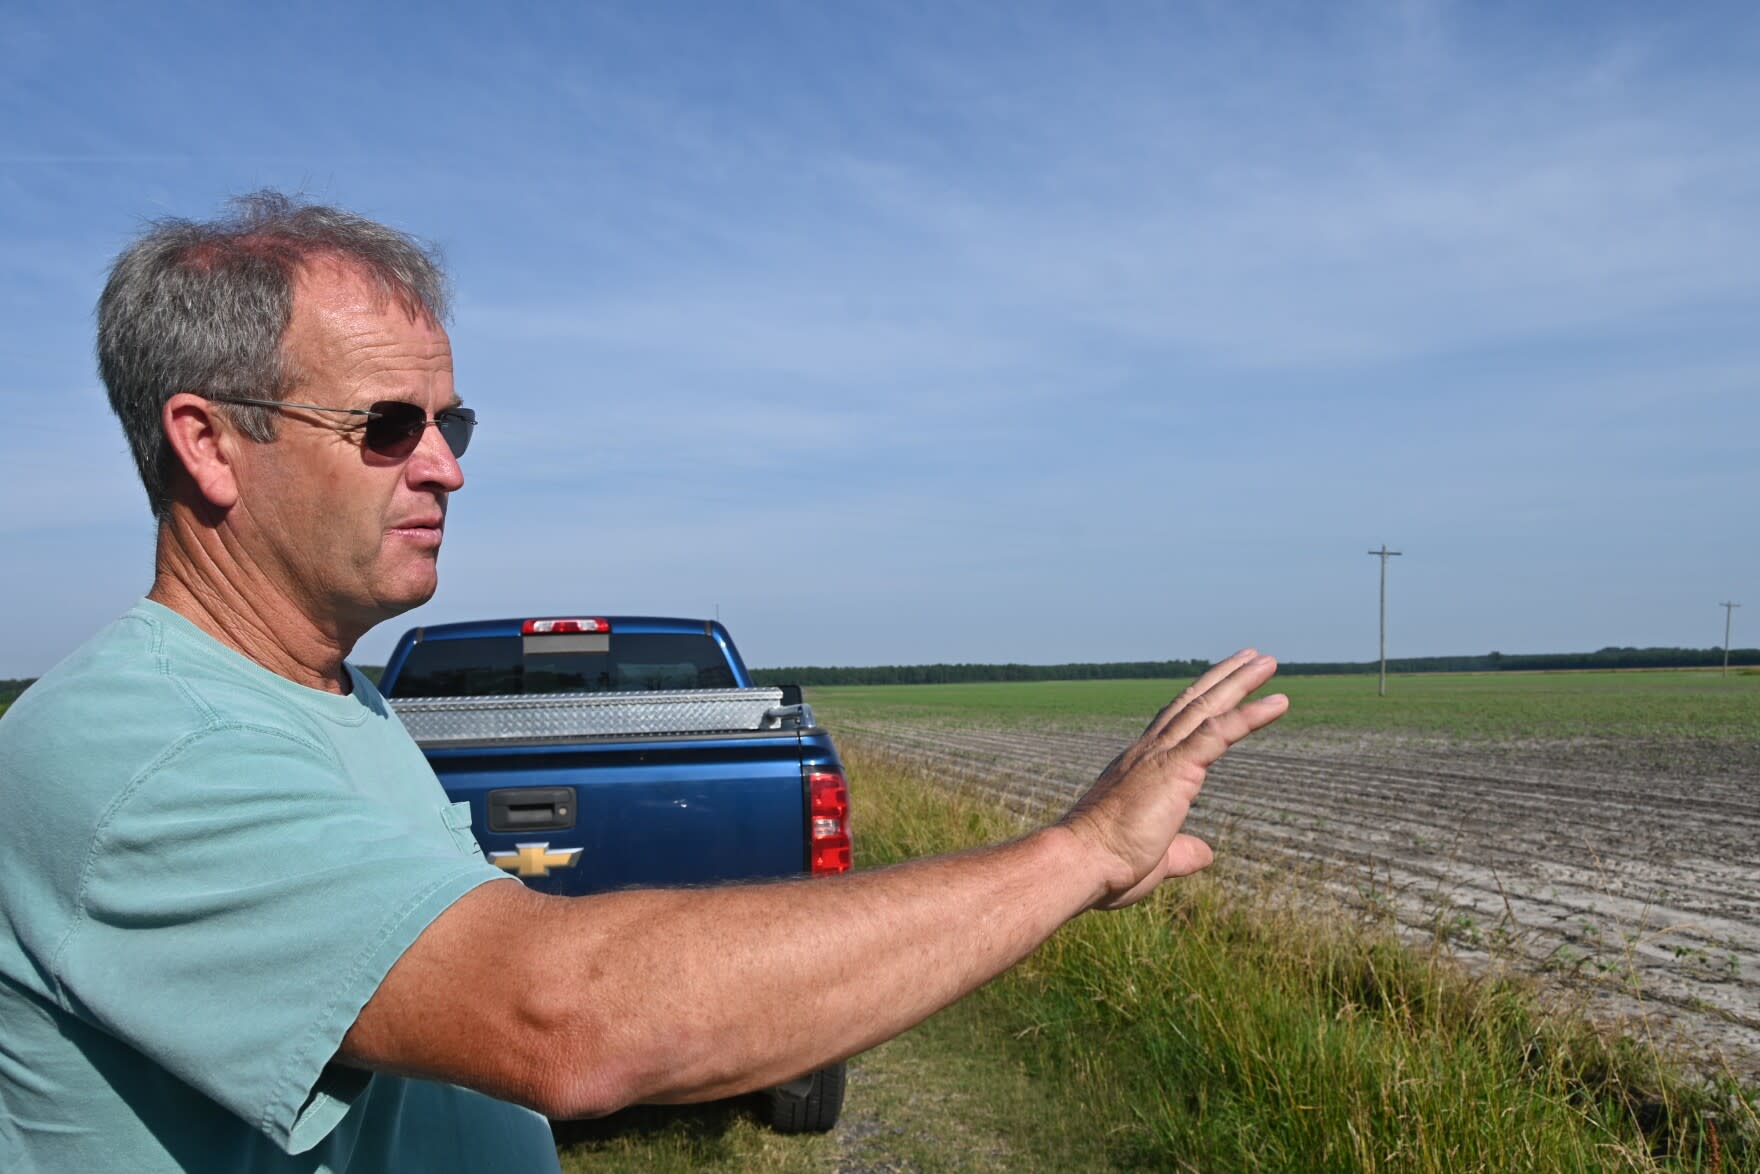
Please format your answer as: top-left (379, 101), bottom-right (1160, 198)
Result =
top-left (1143, 648), bottom-right (1259, 739)
top-left (1152, 654), bottom-right (1281, 750)
top-left (1234, 691), bottom-right (1290, 734)
top-left (1155, 692), bottom-right (1289, 771)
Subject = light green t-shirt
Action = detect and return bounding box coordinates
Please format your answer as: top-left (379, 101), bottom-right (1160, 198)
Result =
top-left (0, 601), bottom-right (561, 1173)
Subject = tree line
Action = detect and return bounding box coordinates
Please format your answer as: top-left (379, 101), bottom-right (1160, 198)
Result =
top-left (750, 646), bottom-right (1760, 687)
top-left (5, 649), bottom-right (1755, 706)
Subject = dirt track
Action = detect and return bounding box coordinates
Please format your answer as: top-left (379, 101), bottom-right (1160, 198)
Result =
top-left (833, 717), bottom-right (1760, 1083)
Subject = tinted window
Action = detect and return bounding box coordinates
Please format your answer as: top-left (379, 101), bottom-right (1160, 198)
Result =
top-left (385, 637), bottom-right (520, 697)
top-left (388, 634), bottom-right (736, 697)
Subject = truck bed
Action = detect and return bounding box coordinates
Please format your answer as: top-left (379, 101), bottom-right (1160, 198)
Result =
top-left (390, 688), bottom-right (836, 895)
top-left (391, 686), bottom-right (794, 743)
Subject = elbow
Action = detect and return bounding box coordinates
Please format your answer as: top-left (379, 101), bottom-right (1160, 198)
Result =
top-left (522, 1067), bottom-right (637, 1122)
top-left (484, 896), bottom-right (731, 1119)
top-left (499, 973), bottom-right (648, 1120)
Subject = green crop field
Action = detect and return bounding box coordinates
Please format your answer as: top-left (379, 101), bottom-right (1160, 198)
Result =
top-left (810, 668), bottom-right (1760, 741)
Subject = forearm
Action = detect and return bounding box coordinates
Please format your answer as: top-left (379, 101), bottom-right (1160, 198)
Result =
top-left (345, 652), bottom-right (1284, 1116)
top-left (538, 823), bottom-right (1102, 1114)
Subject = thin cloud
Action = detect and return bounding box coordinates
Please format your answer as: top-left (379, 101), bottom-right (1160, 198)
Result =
top-left (2, 3), bottom-right (1757, 673)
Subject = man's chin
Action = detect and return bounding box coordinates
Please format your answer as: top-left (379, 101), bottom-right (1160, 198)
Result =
top-left (360, 568), bottom-right (441, 628)
top-left (386, 579), bottom-right (440, 615)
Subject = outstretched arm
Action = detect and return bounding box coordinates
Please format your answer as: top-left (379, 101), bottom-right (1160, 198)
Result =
top-left (339, 650), bottom-right (1287, 1117)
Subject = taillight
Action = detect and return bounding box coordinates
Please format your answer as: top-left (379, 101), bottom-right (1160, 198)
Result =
top-left (522, 617), bottom-right (611, 635)
top-left (807, 768), bottom-right (851, 876)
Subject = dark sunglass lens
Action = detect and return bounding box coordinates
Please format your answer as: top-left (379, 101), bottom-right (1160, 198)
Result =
top-left (436, 408), bottom-right (476, 458)
top-left (363, 402), bottom-right (428, 457)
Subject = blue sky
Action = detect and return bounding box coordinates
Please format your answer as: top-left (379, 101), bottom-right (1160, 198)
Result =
top-left (3, 1), bottom-right (1756, 675)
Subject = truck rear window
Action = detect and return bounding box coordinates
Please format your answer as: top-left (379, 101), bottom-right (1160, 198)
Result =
top-left (386, 634), bottom-right (737, 697)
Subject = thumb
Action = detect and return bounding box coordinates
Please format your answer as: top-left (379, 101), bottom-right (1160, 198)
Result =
top-left (1162, 834), bottom-right (1214, 879)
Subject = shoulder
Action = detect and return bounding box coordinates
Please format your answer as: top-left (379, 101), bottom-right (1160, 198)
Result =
top-left (0, 606), bottom-right (361, 852)
top-left (5, 603), bottom-right (329, 761)
top-left (0, 606), bottom-right (209, 788)
top-left (0, 608), bottom-right (228, 961)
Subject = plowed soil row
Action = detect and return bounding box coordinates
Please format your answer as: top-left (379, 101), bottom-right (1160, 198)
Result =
top-left (833, 718), bottom-right (1760, 1083)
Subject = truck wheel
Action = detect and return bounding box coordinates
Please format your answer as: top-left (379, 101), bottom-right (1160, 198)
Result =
top-left (764, 1061), bottom-right (845, 1133)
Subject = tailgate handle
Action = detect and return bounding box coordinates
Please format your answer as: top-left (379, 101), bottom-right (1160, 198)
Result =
top-left (487, 787), bottom-right (577, 833)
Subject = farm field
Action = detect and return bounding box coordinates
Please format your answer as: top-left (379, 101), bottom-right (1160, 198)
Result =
top-left (811, 669), bottom-right (1760, 1083)
top-left (814, 668), bottom-right (1760, 741)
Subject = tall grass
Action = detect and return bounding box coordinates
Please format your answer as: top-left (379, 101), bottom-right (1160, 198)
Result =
top-left (851, 745), bottom-right (1757, 1171)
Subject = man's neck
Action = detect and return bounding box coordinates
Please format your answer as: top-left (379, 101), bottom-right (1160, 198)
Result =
top-left (148, 519), bottom-right (357, 696)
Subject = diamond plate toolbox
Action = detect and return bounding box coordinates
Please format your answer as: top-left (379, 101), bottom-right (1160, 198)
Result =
top-left (389, 687), bottom-right (789, 744)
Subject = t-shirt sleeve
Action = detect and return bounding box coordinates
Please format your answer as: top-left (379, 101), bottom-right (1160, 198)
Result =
top-left (47, 723), bottom-right (509, 1154)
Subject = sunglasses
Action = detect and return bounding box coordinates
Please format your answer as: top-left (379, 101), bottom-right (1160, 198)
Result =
top-left (202, 395), bottom-right (476, 459)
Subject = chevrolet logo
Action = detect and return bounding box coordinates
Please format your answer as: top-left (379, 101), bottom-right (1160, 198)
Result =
top-left (489, 842), bottom-right (584, 878)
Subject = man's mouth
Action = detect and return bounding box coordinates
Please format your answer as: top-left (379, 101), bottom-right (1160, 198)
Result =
top-left (388, 517), bottom-right (445, 543)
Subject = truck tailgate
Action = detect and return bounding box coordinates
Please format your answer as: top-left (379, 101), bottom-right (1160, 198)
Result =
top-left (423, 732), bottom-right (811, 896)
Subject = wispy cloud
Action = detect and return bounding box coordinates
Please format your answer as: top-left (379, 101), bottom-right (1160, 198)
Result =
top-left (2, 2), bottom-right (1757, 672)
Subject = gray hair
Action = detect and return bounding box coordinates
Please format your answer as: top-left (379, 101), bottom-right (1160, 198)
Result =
top-left (96, 191), bottom-right (451, 516)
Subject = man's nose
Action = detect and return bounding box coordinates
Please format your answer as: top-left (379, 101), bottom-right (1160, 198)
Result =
top-left (406, 421), bottom-right (465, 493)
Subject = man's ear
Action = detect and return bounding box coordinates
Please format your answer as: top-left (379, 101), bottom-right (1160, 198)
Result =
top-left (162, 393), bottom-right (242, 510)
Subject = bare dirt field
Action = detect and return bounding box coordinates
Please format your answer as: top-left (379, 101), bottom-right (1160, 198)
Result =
top-left (833, 717), bottom-right (1760, 1084)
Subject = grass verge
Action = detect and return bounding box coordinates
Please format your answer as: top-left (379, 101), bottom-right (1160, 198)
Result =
top-left (850, 745), bottom-right (1759, 1172)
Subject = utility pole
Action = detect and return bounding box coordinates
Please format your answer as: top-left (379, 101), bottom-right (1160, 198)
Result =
top-left (1721, 601), bottom-right (1741, 677)
top-left (1368, 545), bottom-right (1402, 697)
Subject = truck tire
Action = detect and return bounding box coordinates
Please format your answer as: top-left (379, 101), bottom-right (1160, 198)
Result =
top-left (764, 1061), bottom-right (845, 1133)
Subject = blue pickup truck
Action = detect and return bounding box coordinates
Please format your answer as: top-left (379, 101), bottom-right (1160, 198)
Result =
top-left (377, 615), bottom-right (851, 1132)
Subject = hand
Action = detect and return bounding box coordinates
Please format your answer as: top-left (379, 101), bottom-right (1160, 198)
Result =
top-left (1058, 649), bottom-right (1287, 910)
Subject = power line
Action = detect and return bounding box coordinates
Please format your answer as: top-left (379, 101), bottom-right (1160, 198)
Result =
top-left (1721, 601), bottom-right (1742, 677)
top-left (1368, 545), bottom-right (1402, 697)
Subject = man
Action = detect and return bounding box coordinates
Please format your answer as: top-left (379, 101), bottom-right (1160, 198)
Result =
top-left (0, 193), bottom-right (1287, 1172)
